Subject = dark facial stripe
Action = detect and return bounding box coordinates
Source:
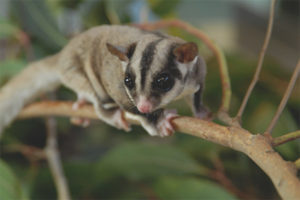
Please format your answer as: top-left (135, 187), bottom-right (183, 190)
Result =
top-left (151, 31), bottom-right (167, 38)
top-left (164, 43), bottom-right (183, 80)
top-left (140, 39), bottom-right (162, 90)
top-left (148, 43), bottom-right (183, 98)
top-left (139, 29), bottom-right (167, 39)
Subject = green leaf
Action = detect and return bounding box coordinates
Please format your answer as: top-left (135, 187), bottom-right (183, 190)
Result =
top-left (154, 176), bottom-right (237, 200)
top-left (12, 0), bottom-right (67, 51)
top-left (147, 0), bottom-right (180, 17)
top-left (0, 19), bottom-right (20, 39)
top-left (0, 59), bottom-right (26, 85)
top-left (96, 142), bottom-right (203, 181)
top-left (247, 102), bottom-right (298, 135)
top-left (0, 160), bottom-right (23, 200)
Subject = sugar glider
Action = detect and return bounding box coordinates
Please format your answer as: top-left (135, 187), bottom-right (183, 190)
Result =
top-left (0, 25), bottom-right (207, 137)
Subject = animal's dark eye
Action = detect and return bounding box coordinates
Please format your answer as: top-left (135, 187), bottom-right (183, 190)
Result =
top-left (124, 74), bottom-right (135, 90)
top-left (152, 73), bottom-right (174, 92)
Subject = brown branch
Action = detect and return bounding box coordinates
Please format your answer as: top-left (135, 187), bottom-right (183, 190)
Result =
top-left (235, 0), bottom-right (276, 123)
top-left (272, 130), bottom-right (300, 146)
top-left (45, 117), bottom-right (71, 200)
top-left (3, 144), bottom-right (46, 162)
top-left (133, 19), bottom-right (232, 118)
top-left (17, 101), bottom-right (300, 199)
top-left (265, 59), bottom-right (300, 134)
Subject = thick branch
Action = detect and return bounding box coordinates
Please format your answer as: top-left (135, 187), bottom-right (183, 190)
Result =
top-left (18, 101), bottom-right (300, 199)
top-left (235, 0), bottom-right (276, 122)
top-left (265, 59), bottom-right (300, 134)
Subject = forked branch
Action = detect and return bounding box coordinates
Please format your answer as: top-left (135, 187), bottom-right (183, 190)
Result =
top-left (17, 101), bottom-right (300, 200)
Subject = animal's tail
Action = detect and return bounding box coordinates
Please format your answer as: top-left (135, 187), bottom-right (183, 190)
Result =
top-left (0, 55), bottom-right (61, 137)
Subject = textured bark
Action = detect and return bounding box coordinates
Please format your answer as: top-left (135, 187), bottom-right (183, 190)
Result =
top-left (18, 101), bottom-right (300, 200)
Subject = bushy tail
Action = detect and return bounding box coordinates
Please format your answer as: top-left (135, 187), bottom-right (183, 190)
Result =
top-left (0, 55), bottom-right (61, 136)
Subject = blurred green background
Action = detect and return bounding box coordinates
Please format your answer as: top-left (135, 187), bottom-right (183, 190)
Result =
top-left (0, 0), bottom-right (299, 199)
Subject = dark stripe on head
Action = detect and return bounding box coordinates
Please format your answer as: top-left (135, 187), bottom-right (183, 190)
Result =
top-left (147, 43), bottom-right (183, 98)
top-left (152, 31), bottom-right (167, 38)
top-left (164, 43), bottom-right (183, 80)
top-left (139, 29), bottom-right (167, 39)
top-left (140, 39), bottom-right (162, 89)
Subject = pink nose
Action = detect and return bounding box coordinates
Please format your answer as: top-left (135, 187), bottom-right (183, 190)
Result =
top-left (137, 101), bottom-right (153, 113)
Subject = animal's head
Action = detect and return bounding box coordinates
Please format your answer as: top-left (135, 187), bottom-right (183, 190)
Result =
top-left (107, 37), bottom-right (199, 114)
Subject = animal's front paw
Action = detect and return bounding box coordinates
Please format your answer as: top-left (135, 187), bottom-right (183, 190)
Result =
top-left (71, 98), bottom-right (91, 127)
top-left (112, 109), bottom-right (131, 132)
top-left (70, 117), bottom-right (90, 127)
top-left (194, 106), bottom-right (212, 120)
top-left (157, 109), bottom-right (178, 137)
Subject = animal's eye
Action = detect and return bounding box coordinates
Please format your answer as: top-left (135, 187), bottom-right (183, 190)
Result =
top-left (124, 73), bottom-right (135, 90)
top-left (152, 73), bottom-right (174, 92)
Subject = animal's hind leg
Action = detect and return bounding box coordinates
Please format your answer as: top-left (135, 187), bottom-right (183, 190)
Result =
top-left (60, 66), bottom-right (130, 131)
top-left (70, 95), bottom-right (91, 127)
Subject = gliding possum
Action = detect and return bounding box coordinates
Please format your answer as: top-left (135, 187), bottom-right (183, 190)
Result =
top-left (0, 25), bottom-right (207, 137)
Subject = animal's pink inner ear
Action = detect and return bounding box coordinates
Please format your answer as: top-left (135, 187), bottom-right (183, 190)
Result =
top-left (106, 43), bottom-right (128, 62)
top-left (173, 42), bottom-right (198, 63)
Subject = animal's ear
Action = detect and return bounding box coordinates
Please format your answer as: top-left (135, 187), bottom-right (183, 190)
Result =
top-left (106, 42), bottom-right (137, 62)
top-left (173, 42), bottom-right (198, 63)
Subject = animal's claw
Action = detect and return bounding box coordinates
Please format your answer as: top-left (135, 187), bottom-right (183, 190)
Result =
top-left (157, 110), bottom-right (178, 137)
top-left (112, 109), bottom-right (131, 132)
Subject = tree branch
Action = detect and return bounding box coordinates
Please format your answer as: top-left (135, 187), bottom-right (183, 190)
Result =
top-left (17, 101), bottom-right (300, 199)
top-left (235, 0), bottom-right (276, 123)
top-left (265, 59), bottom-right (300, 134)
top-left (45, 117), bottom-right (71, 200)
top-left (272, 130), bottom-right (300, 146)
top-left (133, 19), bottom-right (232, 119)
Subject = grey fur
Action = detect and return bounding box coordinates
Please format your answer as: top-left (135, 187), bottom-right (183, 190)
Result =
top-left (0, 25), bottom-right (207, 137)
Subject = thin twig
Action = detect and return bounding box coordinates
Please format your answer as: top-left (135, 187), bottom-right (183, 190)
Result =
top-left (272, 130), bottom-right (300, 146)
top-left (3, 144), bottom-right (46, 161)
top-left (134, 19), bottom-right (232, 117)
top-left (235, 0), bottom-right (276, 123)
top-left (17, 100), bottom-right (300, 199)
top-left (265, 59), bottom-right (300, 134)
top-left (45, 117), bottom-right (71, 200)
